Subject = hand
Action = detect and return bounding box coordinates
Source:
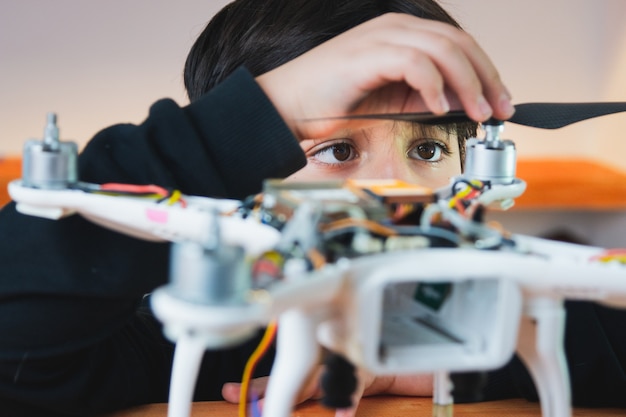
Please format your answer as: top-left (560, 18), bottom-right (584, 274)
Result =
top-left (256, 13), bottom-right (515, 140)
top-left (221, 368), bottom-right (433, 417)
top-left (221, 368), bottom-right (325, 414)
top-left (331, 369), bottom-right (434, 417)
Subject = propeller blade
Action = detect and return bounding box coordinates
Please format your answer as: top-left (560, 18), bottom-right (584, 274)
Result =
top-left (311, 110), bottom-right (466, 125)
top-left (314, 102), bottom-right (626, 129)
top-left (509, 102), bottom-right (626, 129)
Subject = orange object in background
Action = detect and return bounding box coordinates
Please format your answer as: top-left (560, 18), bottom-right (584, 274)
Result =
top-left (514, 158), bottom-right (626, 211)
top-left (0, 156), bottom-right (21, 207)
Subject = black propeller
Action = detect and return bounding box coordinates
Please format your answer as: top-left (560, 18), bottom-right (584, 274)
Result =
top-left (319, 102), bottom-right (626, 129)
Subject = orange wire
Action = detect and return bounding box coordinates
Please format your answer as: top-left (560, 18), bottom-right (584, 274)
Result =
top-left (320, 218), bottom-right (397, 237)
top-left (239, 321), bottom-right (278, 417)
top-left (97, 182), bottom-right (187, 207)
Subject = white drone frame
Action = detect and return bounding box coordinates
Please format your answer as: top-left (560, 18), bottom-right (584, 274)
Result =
top-left (8, 110), bottom-right (626, 417)
top-left (8, 177), bottom-right (626, 417)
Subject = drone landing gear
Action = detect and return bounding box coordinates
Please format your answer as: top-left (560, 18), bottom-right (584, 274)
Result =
top-left (168, 334), bottom-right (207, 417)
top-left (263, 308), bottom-right (321, 417)
top-left (433, 371), bottom-right (454, 417)
top-left (517, 297), bottom-right (571, 417)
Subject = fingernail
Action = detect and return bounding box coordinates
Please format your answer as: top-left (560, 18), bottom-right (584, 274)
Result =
top-left (499, 93), bottom-right (515, 117)
top-left (502, 86), bottom-right (513, 100)
top-left (439, 94), bottom-right (450, 114)
top-left (477, 95), bottom-right (492, 119)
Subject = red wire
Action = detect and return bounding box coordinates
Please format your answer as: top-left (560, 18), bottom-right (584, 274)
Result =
top-left (99, 183), bottom-right (170, 197)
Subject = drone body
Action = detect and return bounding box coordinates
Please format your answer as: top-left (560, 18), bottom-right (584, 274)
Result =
top-left (8, 105), bottom-right (626, 417)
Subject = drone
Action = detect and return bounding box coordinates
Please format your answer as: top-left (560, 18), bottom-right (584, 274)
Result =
top-left (7, 102), bottom-right (626, 417)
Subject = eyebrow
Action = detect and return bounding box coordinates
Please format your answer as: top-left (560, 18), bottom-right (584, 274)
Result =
top-left (398, 122), bottom-right (455, 145)
top-left (409, 122), bottom-right (453, 136)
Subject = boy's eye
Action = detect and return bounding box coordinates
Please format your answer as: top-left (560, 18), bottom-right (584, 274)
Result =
top-left (416, 143), bottom-right (441, 160)
top-left (313, 143), bottom-right (357, 164)
top-left (409, 141), bottom-right (448, 162)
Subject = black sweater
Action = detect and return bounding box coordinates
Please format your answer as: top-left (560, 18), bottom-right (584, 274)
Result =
top-left (0, 68), bottom-right (305, 416)
top-left (0, 68), bottom-right (625, 416)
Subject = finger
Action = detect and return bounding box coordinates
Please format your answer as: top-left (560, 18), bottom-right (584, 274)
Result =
top-left (221, 383), bottom-right (240, 403)
top-left (399, 17), bottom-right (515, 119)
top-left (338, 32), bottom-right (488, 121)
top-left (434, 32), bottom-right (514, 120)
top-left (376, 29), bottom-right (493, 121)
top-left (335, 406), bottom-right (358, 417)
top-left (386, 374), bottom-right (434, 396)
top-left (296, 365), bottom-right (325, 403)
top-left (221, 376), bottom-right (270, 403)
top-left (352, 44), bottom-right (449, 115)
top-left (458, 35), bottom-right (515, 121)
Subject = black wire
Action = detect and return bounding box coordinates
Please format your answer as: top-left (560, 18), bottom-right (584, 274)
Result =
top-left (451, 178), bottom-right (486, 193)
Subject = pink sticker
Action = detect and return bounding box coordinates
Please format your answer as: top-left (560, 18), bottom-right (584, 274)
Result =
top-left (146, 208), bottom-right (168, 223)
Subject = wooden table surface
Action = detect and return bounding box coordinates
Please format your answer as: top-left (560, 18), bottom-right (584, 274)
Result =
top-left (106, 396), bottom-right (624, 417)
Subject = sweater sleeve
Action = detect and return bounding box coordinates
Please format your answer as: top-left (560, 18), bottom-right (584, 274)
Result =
top-left (79, 67), bottom-right (305, 199)
top-left (0, 67), bottom-right (303, 415)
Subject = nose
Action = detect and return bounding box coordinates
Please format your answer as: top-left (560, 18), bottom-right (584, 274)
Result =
top-left (349, 154), bottom-right (454, 190)
top-left (351, 154), bottom-right (417, 183)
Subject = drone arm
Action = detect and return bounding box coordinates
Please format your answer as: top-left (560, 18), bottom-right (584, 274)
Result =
top-left (8, 181), bottom-right (281, 256)
top-left (476, 179), bottom-right (527, 208)
top-left (512, 235), bottom-right (626, 309)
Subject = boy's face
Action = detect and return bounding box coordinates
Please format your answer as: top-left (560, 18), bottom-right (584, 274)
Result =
top-left (287, 121), bottom-right (462, 189)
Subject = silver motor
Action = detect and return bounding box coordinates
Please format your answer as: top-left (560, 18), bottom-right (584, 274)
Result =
top-left (22, 113), bottom-right (78, 189)
top-left (463, 121), bottom-right (516, 185)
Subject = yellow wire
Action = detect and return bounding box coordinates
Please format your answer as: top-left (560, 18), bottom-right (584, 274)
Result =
top-left (167, 189), bottom-right (182, 206)
top-left (94, 191), bottom-right (163, 200)
top-left (238, 321), bottom-right (278, 417)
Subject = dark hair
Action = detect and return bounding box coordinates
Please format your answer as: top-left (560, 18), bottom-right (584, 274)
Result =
top-left (184, 0), bottom-right (476, 165)
top-left (185, 0), bottom-right (464, 101)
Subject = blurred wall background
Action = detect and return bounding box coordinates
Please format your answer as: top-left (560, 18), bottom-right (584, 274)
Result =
top-left (0, 0), bottom-right (226, 154)
top-left (1, 0), bottom-right (625, 169)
